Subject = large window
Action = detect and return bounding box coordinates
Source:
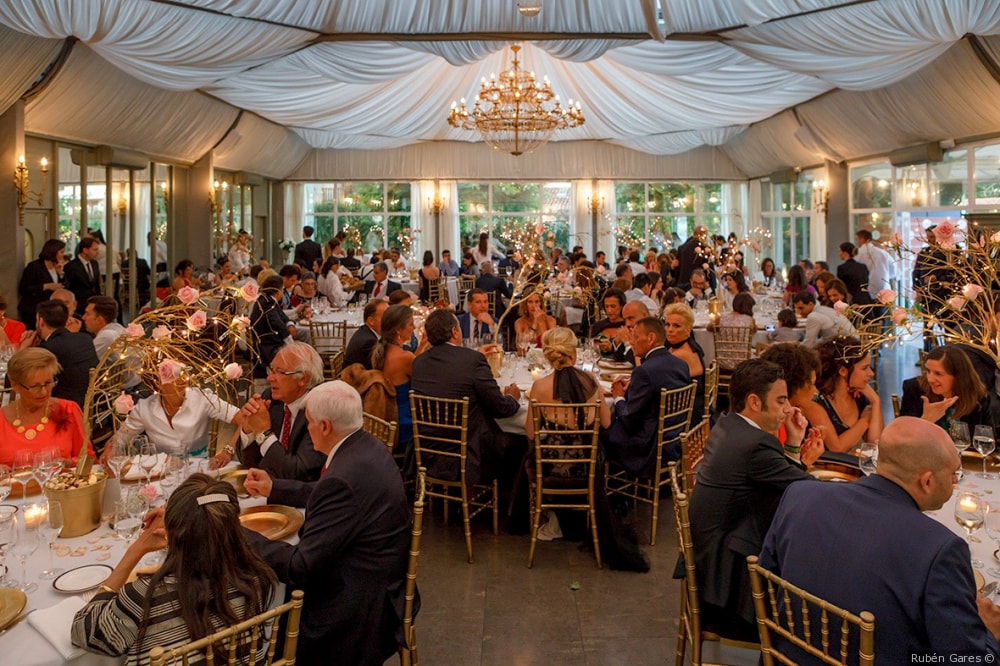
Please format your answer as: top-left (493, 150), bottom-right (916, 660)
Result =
top-left (611, 182), bottom-right (725, 251)
top-left (759, 175), bottom-right (816, 273)
top-left (456, 182), bottom-right (571, 255)
top-left (302, 183), bottom-right (414, 256)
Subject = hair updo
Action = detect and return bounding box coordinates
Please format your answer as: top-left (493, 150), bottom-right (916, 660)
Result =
top-left (541, 327), bottom-right (577, 369)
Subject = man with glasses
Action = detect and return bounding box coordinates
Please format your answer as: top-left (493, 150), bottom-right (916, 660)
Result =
top-left (235, 342), bottom-right (327, 481)
top-left (18, 300), bottom-right (97, 409)
top-left (684, 269), bottom-right (713, 308)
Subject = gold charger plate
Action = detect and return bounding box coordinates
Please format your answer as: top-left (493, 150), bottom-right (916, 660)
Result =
top-left (597, 360), bottom-right (632, 371)
top-left (600, 371), bottom-right (631, 382)
top-left (240, 505), bottom-right (303, 541)
top-left (219, 467), bottom-right (249, 495)
top-left (0, 586), bottom-right (27, 632)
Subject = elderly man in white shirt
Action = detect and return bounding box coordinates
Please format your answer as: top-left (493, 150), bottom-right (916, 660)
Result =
top-left (792, 291), bottom-right (856, 348)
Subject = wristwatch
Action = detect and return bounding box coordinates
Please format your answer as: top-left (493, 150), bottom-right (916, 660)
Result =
top-left (254, 430), bottom-right (273, 445)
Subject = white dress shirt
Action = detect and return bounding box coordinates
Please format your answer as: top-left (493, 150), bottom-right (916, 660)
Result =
top-left (856, 242), bottom-right (895, 295)
top-left (802, 305), bottom-right (857, 347)
top-left (119, 388), bottom-right (240, 456)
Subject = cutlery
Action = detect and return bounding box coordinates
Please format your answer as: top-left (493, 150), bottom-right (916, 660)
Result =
top-left (981, 580), bottom-right (999, 596)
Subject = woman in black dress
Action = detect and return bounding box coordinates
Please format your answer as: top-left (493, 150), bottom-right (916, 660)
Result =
top-left (17, 238), bottom-right (66, 329)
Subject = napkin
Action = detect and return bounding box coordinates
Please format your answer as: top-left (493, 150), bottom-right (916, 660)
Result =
top-left (28, 596), bottom-right (86, 660)
top-left (123, 453), bottom-right (167, 481)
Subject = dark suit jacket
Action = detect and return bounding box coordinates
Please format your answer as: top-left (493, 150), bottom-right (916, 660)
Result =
top-left (364, 279), bottom-right (401, 299)
top-left (604, 347), bottom-right (691, 479)
top-left (836, 258), bottom-right (873, 305)
top-left (240, 388), bottom-right (326, 481)
top-left (677, 237), bottom-right (706, 288)
top-left (344, 325), bottom-right (379, 370)
top-left (475, 274), bottom-right (512, 317)
top-left (411, 343), bottom-right (520, 485)
top-left (294, 239), bottom-right (322, 270)
top-left (246, 430), bottom-right (410, 666)
top-left (63, 257), bottom-right (100, 314)
top-left (17, 258), bottom-right (60, 326)
top-left (250, 294), bottom-right (290, 378)
top-left (457, 311), bottom-right (496, 341)
top-left (340, 256), bottom-right (361, 270)
top-left (39, 328), bottom-right (99, 408)
top-left (760, 475), bottom-right (1000, 662)
top-left (687, 412), bottom-right (813, 625)
top-left (900, 376), bottom-right (994, 431)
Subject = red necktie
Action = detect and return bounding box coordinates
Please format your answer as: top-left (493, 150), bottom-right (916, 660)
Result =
top-left (373, 282), bottom-right (382, 298)
top-left (280, 406), bottom-right (292, 450)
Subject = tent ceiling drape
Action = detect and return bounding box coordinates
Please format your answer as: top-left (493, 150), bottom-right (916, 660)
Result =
top-left (2, 0), bottom-right (1000, 178)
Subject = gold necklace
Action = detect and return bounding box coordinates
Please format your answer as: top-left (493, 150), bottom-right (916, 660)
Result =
top-left (13, 401), bottom-right (48, 440)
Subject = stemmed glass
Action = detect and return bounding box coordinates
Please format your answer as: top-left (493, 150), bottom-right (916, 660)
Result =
top-left (955, 490), bottom-right (986, 569)
top-left (106, 437), bottom-right (135, 499)
top-left (0, 506), bottom-right (16, 587)
top-left (115, 487), bottom-right (147, 546)
top-left (39, 500), bottom-right (63, 579)
top-left (0, 464), bottom-right (11, 503)
top-left (33, 448), bottom-right (62, 490)
top-left (10, 509), bottom-right (41, 593)
top-left (139, 439), bottom-right (159, 485)
top-left (952, 421), bottom-right (972, 482)
top-left (857, 442), bottom-right (878, 476)
top-left (986, 503), bottom-right (1000, 578)
top-left (974, 425), bottom-right (997, 480)
top-left (11, 450), bottom-right (34, 501)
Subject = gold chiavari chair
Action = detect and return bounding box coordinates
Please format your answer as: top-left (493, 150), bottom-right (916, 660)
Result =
top-left (747, 555), bottom-right (875, 666)
top-left (713, 326), bottom-right (754, 400)
top-left (362, 411), bottom-right (398, 453)
top-left (702, 361), bottom-right (719, 421)
top-left (526, 400), bottom-right (602, 568)
top-left (309, 320), bottom-right (348, 356)
top-left (326, 349), bottom-right (346, 381)
top-left (606, 382), bottom-right (697, 545)
top-left (410, 394), bottom-right (497, 563)
top-left (148, 590), bottom-right (304, 666)
top-left (678, 417), bottom-right (710, 495)
top-left (427, 277), bottom-right (447, 305)
top-left (891, 393), bottom-right (901, 419)
top-left (399, 467), bottom-right (426, 666)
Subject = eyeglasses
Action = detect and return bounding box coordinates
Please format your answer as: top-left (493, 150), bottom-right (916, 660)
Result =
top-left (267, 366), bottom-right (303, 377)
top-left (17, 379), bottom-right (58, 394)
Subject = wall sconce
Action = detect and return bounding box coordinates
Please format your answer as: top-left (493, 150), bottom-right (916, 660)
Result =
top-left (117, 193), bottom-right (128, 218)
top-left (13, 154), bottom-right (48, 226)
top-left (588, 192), bottom-right (604, 215)
top-left (812, 179), bottom-right (830, 215)
top-left (160, 181), bottom-right (169, 209)
top-left (427, 190), bottom-right (446, 215)
top-left (209, 179), bottom-right (228, 216)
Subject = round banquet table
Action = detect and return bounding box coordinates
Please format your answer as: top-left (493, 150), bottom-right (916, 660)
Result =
top-left (1, 461), bottom-right (285, 666)
top-left (928, 463), bottom-right (1000, 589)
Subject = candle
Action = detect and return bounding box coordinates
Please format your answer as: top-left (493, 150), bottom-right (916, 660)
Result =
top-left (530, 368), bottom-right (544, 380)
top-left (959, 496), bottom-right (979, 512)
top-left (24, 503), bottom-right (46, 529)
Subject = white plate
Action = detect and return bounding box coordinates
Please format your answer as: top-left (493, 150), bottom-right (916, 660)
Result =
top-left (52, 564), bottom-right (113, 594)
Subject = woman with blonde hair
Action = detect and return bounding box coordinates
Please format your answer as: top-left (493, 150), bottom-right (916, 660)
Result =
top-left (514, 291), bottom-right (557, 349)
top-left (662, 302), bottom-right (706, 418)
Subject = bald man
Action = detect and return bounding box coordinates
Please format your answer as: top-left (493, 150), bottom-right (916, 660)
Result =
top-left (51, 289), bottom-right (83, 333)
top-left (760, 417), bottom-right (1000, 661)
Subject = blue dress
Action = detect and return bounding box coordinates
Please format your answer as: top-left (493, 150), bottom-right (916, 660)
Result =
top-left (395, 380), bottom-right (413, 447)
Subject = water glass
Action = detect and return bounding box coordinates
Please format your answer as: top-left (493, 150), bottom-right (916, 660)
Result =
top-left (12, 450), bottom-right (33, 501)
top-left (10, 511), bottom-right (40, 593)
top-left (0, 506), bottom-right (16, 587)
top-left (974, 425), bottom-right (997, 480)
top-left (39, 500), bottom-right (63, 579)
top-left (857, 442), bottom-right (878, 476)
top-left (955, 491), bottom-right (986, 569)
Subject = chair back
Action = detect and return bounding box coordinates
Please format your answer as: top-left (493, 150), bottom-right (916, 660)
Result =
top-left (486, 291), bottom-right (497, 317)
top-left (529, 401), bottom-right (601, 482)
top-left (400, 468), bottom-right (426, 666)
top-left (656, 382), bottom-right (698, 468)
top-left (890, 393), bottom-right (900, 419)
top-left (309, 320), bottom-right (348, 355)
top-left (679, 417), bottom-right (710, 494)
top-left (410, 394), bottom-right (470, 482)
top-left (702, 361), bottom-right (719, 419)
top-left (669, 463), bottom-right (706, 642)
top-left (747, 555), bottom-right (875, 666)
top-left (712, 326), bottom-right (754, 371)
top-left (362, 412), bottom-right (398, 452)
top-left (458, 276), bottom-right (476, 309)
top-left (427, 277), bottom-right (447, 305)
top-left (326, 349), bottom-right (345, 381)
top-left (148, 589), bottom-right (305, 666)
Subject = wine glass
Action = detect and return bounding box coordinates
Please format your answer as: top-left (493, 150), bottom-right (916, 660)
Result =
top-left (857, 442), bottom-right (878, 476)
top-left (113, 501), bottom-right (142, 546)
top-left (11, 450), bottom-right (33, 501)
top-left (38, 500), bottom-right (63, 579)
top-left (955, 491), bottom-right (986, 569)
top-left (158, 455), bottom-right (183, 502)
top-left (0, 506), bottom-right (16, 587)
top-left (32, 448), bottom-right (61, 490)
top-left (986, 503), bottom-right (1000, 578)
top-left (974, 425), bottom-right (997, 480)
top-left (139, 439), bottom-right (159, 485)
top-left (10, 509), bottom-right (41, 593)
top-left (0, 464), bottom-right (11, 503)
top-left (106, 436), bottom-right (134, 485)
top-left (952, 421), bottom-right (971, 482)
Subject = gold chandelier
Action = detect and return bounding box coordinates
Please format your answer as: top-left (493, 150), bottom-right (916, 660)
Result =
top-left (448, 45), bottom-right (584, 157)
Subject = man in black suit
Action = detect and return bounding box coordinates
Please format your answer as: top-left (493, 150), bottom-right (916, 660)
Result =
top-left (686, 358), bottom-right (821, 640)
top-left (340, 247), bottom-right (361, 271)
top-left (293, 225), bottom-right (322, 270)
top-left (603, 317), bottom-right (691, 478)
top-left (677, 225), bottom-right (708, 289)
top-left (236, 342), bottom-right (327, 482)
top-left (411, 309), bottom-right (521, 485)
top-left (250, 276), bottom-right (299, 380)
top-left (21, 300), bottom-right (98, 408)
top-left (63, 237), bottom-right (101, 316)
top-left (457, 288), bottom-right (496, 343)
top-left (475, 261), bottom-right (512, 318)
top-left (343, 299), bottom-right (388, 370)
top-left (364, 261), bottom-right (401, 300)
top-left (243, 380), bottom-right (410, 666)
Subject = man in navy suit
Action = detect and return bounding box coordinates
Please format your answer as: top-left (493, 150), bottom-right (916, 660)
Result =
top-left (457, 288), bottom-right (496, 343)
top-left (343, 299), bottom-right (388, 370)
top-left (237, 342), bottom-right (327, 481)
top-left (760, 416), bottom-right (1000, 661)
top-left (63, 236), bottom-right (101, 316)
top-left (243, 380), bottom-right (410, 666)
top-left (293, 225), bottom-right (322, 270)
top-left (475, 261), bottom-right (511, 318)
top-left (604, 316), bottom-right (691, 479)
top-left (687, 358), bottom-right (820, 640)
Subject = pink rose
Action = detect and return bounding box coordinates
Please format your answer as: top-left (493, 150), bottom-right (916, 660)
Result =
top-left (151, 324), bottom-right (171, 340)
top-left (240, 281), bottom-right (259, 302)
top-left (991, 231), bottom-right (1000, 244)
top-left (962, 283), bottom-right (984, 301)
top-left (935, 219), bottom-right (958, 249)
top-left (177, 285), bottom-right (200, 305)
top-left (113, 393), bottom-right (135, 414)
top-left (124, 323), bottom-right (144, 339)
top-left (891, 307), bottom-right (908, 325)
top-left (138, 484), bottom-right (158, 504)
top-left (224, 362), bottom-right (243, 380)
top-left (158, 359), bottom-right (185, 385)
top-left (186, 310), bottom-right (207, 331)
top-left (233, 315), bottom-right (250, 330)
top-left (948, 295), bottom-right (966, 311)
top-left (889, 231), bottom-right (903, 246)
top-left (876, 289), bottom-right (896, 305)
top-left (833, 301), bottom-right (849, 315)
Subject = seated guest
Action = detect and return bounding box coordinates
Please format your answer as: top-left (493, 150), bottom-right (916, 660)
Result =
top-left (475, 261), bottom-right (512, 318)
top-left (687, 358), bottom-right (820, 640)
top-left (0, 348), bottom-right (92, 465)
top-left (344, 299), bottom-right (389, 370)
top-left (242, 381), bottom-right (410, 666)
top-left (341, 246), bottom-right (361, 271)
top-left (713, 292), bottom-right (755, 330)
top-left (171, 259), bottom-right (199, 293)
top-left (590, 288), bottom-right (627, 356)
top-left (51, 289), bottom-right (83, 333)
top-left (660, 286), bottom-right (686, 308)
top-left (459, 288), bottom-right (497, 344)
top-left (411, 309), bottom-right (521, 485)
top-left (625, 272), bottom-right (659, 313)
top-left (759, 417), bottom-right (1000, 661)
top-left (370, 304), bottom-right (427, 448)
top-left (766, 308), bottom-right (802, 343)
top-left (438, 249), bottom-right (460, 277)
top-left (291, 271), bottom-right (320, 307)
top-left (0, 293), bottom-right (26, 348)
top-left (719, 270), bottom-right (749, 312)
top-left (364, 261), bottom-right (401, 300)
top-left (823, 278), bottom-right (850, 307)
top-left (72, 474), bottom-right (276, 666)
top-left (458, 252), bottom-right (480, 277)
top-left (755, 257), bottom-right (784, 290)
top-left (812, 271), bottom-right (837, 307)
top-left (82, 295), bottom-right (143, 391)
top-left (792, 290), bottom-right (856, 348)
top-left (498, 249), bottom-right (521, 276)
top-left (802, 336), bottom-right (882, 452)
top-left (237, 342), bottom-right (327, 481)
top-left (387, 247), bottom-right (407, 273)
top-left (514, 291), bottom-right (556, 350)
top-left (20, 300), bottom-right (98, 408)
top-left (317, 256), bottom-right (349, 307)
top-left (277, 264), bottom-right (301, 309)
top-left (249, 275), bottom-right (296, 381)
top-left (663, 303), bottom-right (706, 419)
top-left (901, 344), bottom-right (993, 431)
top-left (417, 250), bottom-right (441, 303)
top-left (114, 358), bottom-right (242, 458)
top-left (604, 317), bottom-right (691, 478)
top-left (782, 264), bottom-right (815, 307)
top-left (684, 269), bottom-right (713, 308)
top-left (758, 343), bottom-right (822, 452)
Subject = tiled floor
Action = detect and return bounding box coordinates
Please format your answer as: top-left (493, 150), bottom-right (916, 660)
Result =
top-left (409, 339), bottom-right (923, 665)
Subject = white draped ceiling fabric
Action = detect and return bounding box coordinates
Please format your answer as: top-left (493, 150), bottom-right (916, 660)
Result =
top-left (2, 0), bottom-right (1000, 178)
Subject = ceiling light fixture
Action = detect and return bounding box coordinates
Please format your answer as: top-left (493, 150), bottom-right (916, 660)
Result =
top-left (517, 2), bottom-right (542, 18)
top-left (447, 45), bottom-right (584, 157)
